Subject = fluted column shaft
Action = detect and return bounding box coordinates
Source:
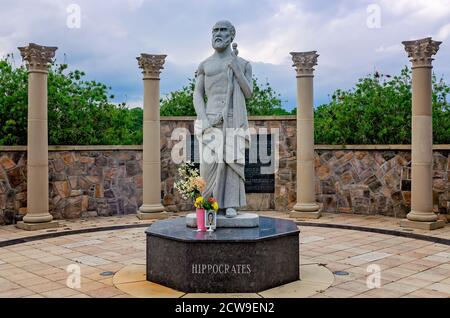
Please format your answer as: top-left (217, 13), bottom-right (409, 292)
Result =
top-left (16, 43), bottom-right (58, 230)
top-left (137, 54), bottom-right (170, 219)
top-left (290, 51), bottom-right (320, 219)
top-left (410, 66), bottom-right (434, 221)
top-left (401, 37), bottom-right (444, 230)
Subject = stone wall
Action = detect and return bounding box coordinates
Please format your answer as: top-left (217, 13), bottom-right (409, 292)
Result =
top-left (313, 147), bottom-right (449, 217)
top-left (0, 116), bottom-right (449, 225)
top-left (0, 147), bottom-right (144, 225)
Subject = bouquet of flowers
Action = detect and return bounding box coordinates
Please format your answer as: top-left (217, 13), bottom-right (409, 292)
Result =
top-left (174, 162), bottom-right (219, 212)
top-left (194, 196), bottom-right (219, 212)
top-left (174, 162), bottom-right (205, 201)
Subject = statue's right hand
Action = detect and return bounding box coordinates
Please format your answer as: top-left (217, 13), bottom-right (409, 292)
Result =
top-left (194, 118), bottom-right (211, 136)
top-left (209, 114), bottom-right (223, 127)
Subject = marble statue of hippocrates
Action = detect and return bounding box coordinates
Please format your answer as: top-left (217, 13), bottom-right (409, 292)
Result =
top-left (193, 20), bottom-right (253, 218)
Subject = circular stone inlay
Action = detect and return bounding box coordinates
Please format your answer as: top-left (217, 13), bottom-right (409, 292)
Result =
top-left (113, 264), bottom-right (334, 298)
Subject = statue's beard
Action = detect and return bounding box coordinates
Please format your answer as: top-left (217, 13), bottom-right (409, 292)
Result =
top-left (212, 36), bottom-right (232, 51)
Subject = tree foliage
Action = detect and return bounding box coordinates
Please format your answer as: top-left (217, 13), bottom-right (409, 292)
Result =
top-left (314, 67), bottom-right (450, 144)
top-left (1, 55), bottom-right (449, 146)
top-left (160, 77), bottom-right (289, 116)
top-left (0, 56), bottom-right (141, 145)
top-left (160, 79), bottom-right (197, 116)
top-left (0, 55), bottom-right (28, 145)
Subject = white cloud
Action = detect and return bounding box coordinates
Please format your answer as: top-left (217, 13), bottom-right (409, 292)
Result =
top-left (1, 0), bottom-right (449, 109)
top-left (375, 44), bottom-right (402, 54)
top-left (435, 23), bottom-right (450, 40)
top-left (127, 0), bottom-right (145, 11)
top-left (380, 0), bottom-right (450, 20)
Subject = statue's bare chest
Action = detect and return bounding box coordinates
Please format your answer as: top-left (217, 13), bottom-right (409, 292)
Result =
top-left (203, 60), bottom-right (231, 94)
top-left (203, 59), bottom-right (230, 77)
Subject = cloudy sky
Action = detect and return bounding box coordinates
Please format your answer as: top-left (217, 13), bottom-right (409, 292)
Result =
top-left (1, 0), bottom-right (449, 111)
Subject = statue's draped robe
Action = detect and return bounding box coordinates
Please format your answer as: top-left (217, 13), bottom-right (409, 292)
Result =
top-left (195, 57), bottom-right (251, 209)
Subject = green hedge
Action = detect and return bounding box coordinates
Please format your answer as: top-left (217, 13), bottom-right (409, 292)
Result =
top-left (313, 68), bottom-right (450, 144)
top-left (0, 57), bottom-right (142, 145)
top-left (1, 56), bottom-right (449, 145)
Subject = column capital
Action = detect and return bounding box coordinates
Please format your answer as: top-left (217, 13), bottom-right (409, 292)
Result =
top-left (18, 43), bottom-right (57, 73)
top-left (402, 37), bottom-right (441, 68)
top-left (290, 51), bottom-right (319, 77)
top-left (137, 54), bottom-right (167, 80)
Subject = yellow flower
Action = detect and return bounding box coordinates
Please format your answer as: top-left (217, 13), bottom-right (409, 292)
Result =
top-left (212, 202), bottom-right (219, 211)
top-left (194, 196), bottom-right (204, 208)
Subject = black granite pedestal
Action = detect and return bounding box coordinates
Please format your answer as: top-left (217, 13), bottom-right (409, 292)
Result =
top-left (146, 217), bottom-right (300, 293)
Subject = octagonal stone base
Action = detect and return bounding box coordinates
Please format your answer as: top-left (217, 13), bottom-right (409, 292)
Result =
top-left (146, 216), bottom-right (300, 293)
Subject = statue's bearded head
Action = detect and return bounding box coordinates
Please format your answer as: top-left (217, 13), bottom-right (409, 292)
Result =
top-left (211, 20), bottom-right (235, 52)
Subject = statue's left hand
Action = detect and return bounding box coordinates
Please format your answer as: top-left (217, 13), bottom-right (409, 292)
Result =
top-left (228, 58), bottom-right (240, 74)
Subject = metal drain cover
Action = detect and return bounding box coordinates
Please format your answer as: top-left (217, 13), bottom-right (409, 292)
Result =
top-left (100, 271), bottom-right (115, 277)
top-left (333, 271), bottom-right (349, 276)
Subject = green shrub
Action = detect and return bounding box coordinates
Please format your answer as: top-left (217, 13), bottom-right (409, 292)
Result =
top-left (160, 77), bottom-right (289, 116)
top-left (0, 56), bottom-right (141, 145)
top-left (314, 67), bottom-right (450, 144)
top-left (1, 55), bottom-right (449, 146)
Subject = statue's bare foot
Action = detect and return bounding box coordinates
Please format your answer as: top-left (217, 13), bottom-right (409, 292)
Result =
top-left (226, 208), bottom-right (237, 218)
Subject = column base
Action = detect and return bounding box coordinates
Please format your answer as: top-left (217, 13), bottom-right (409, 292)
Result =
top-left (16, 221), bottom-right (59, 231)
top-left (292, 203), bottom-right (320, 212)
top-left (139, 204), bottom-right (166, 213)
top-left (400, 219), bottom-right (445, 231)
top-left (23, 213), bottom-right (53, 223)
top-left (406, 210), bottom-right (438, 222)
top-left (290, 211), bottom-right (322, 219)
top-left (137, 211), bottom-right (173, 220)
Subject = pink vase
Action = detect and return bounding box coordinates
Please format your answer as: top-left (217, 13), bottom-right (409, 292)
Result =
top-left (196, 208), bottom-right (207, 232)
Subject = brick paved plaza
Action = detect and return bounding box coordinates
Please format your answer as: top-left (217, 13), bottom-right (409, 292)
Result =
top-left (0, 212), bottom-right (448, 298)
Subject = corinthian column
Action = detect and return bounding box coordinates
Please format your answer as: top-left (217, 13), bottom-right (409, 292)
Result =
top-left (289, 51), bottom-right (321, 219)
top-left (16, 43), bottom-right (59, 231)
top-left (136, 54), bottom-right (171, 220)
top-left (400, 38), bottom-right (445, 230)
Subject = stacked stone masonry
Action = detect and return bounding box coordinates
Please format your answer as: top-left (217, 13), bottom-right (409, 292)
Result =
top-left (0, 117), bottom-right (449, 224)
